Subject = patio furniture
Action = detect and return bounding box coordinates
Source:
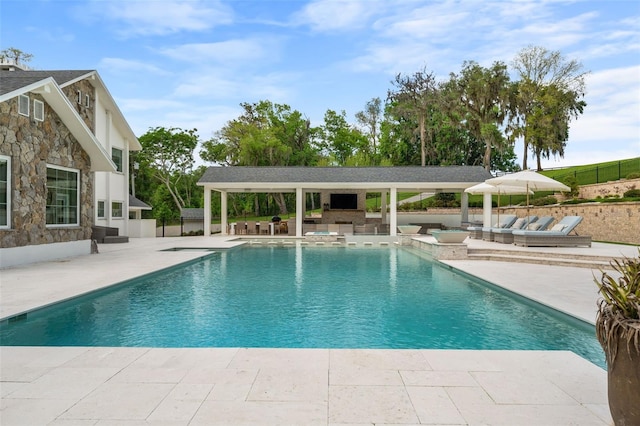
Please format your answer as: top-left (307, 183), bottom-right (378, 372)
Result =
top-left (474, 214), bottom-right (518, 241)
top-left (512, 216), bottom-right (591, 247)
top-left (489, 215), bottom-right (538, 244)
top-left (245, 221), bottom-right (257, 235)
top-left (493, 215), bottom-right (554, 244)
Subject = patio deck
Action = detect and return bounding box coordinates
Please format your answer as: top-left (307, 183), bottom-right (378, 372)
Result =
top-left (3, 236), bottom-right (634, 425)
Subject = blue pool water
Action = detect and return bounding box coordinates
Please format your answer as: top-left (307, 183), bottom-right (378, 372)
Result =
top-left (0, 246), bottom-right (605, 367)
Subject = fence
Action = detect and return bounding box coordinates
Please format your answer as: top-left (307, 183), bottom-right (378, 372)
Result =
top-left (549, 158), bottom-right (640, 185)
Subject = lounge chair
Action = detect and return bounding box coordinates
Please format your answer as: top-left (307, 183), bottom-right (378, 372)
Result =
top-left (468, 214), bottom-right (517, 240)
top-left (493, 216), bottom-right (554, 244)
top-left (512, 216), bottom-right (591, 247)
top-left (489, 215), bottom-right (538, 244)
top-left (482, 215), bottom-right (520, 241)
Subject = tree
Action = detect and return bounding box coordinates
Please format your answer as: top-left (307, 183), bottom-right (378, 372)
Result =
top-left (510, 45), bottom-right (588, 169)
top-left (446, 61), bottom-right (511, 171)
top-left (355, 97), bottom-right (382, 160)
top-left (137, 127), bottom-right (199, 214)
top-left (0, 47), bottom-right (33, 66)
top-left (387, 67), bottom-right (439, 166)
top-left (318, 109), bottom-right (368, 165)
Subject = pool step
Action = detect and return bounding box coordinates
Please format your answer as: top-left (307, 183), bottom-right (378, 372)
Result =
top-left (467, 249), bottom-right (616, 269)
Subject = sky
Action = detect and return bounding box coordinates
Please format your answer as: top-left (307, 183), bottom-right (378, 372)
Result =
top-left (1, 0), bottom-right (639, 170)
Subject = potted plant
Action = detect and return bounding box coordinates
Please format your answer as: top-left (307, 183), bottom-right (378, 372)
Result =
top-left (595, 249), bottom-right (640, 425)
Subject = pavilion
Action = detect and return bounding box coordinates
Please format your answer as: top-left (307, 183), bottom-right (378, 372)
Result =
top-left (197, 166), bottom-right (494, 237)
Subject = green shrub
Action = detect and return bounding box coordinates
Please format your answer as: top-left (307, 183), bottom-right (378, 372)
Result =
top-left (563, 175), bottom-right (580, 197)
top-left (561, 198), bottom-right (592, 205)
top-left (623, 188), bottom-right (640, 198)
top-left (531, 196), bottom-right (557, 206)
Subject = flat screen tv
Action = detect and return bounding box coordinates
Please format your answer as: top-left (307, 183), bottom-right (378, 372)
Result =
top-left (330, 193), bottom-right (358, 210)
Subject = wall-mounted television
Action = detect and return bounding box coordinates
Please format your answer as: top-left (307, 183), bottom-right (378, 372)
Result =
top-left (330, 193), bottom-right (358, 210)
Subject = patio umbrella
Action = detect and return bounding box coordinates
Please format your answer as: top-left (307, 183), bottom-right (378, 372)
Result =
top-left (485, 170), bottom-right (570, 217)
top-left (465, 182), bottom-right (533, 225)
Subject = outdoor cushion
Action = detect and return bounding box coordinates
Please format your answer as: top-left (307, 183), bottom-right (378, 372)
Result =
top-left (551, 224), bottom-right (566, 232)
top-left (527, 222), bottom-right (542, 230)
top-left (510, 218), bottom-right (526, 229)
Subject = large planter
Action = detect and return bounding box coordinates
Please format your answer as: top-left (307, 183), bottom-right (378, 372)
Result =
top-left (596, 312), bottom-right (640, 425)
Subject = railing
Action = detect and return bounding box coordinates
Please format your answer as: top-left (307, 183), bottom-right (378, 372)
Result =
top-left (546, 158), bottom-right (640, 185)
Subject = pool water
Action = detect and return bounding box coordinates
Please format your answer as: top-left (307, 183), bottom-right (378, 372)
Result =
top-left (0, 246), bottom-right (605, 367)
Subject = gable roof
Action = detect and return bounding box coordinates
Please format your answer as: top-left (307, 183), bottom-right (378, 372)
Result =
top-left (129, 195), bottom-right (152, 210)
top-left (198, 166), bottom-right (493, 192)
top-left (0, 68), bottom-right (141, 151)
top-left (0, 76), bottom-right (116, 172)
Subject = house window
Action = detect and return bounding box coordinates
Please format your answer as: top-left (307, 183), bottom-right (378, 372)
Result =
top-left (97, 200), bottom-right (105, 219)
top-left (111, 148), bottom-right (123, 172)
top-left (85, 94), bottom-right (90, 107)
top-left (46, 165), bottom-right (79, 226)
top-left (0, 155), bottom-right (10, 228)
top-left (18, 94), bottom-right (29, 116)
top-left (77, 90), bottom-right (82, 104)
top-left (112, 201), bottom-right (123, 218)
top-left (34, 99), bottom-right (44, 121)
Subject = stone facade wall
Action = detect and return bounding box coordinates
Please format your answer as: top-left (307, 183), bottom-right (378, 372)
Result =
top-left (61, 79), bottom-right (95, 133)
top-left (578, 178), bottom-right (640, 199)
top-left (0, 93), bottom-right (94, 249)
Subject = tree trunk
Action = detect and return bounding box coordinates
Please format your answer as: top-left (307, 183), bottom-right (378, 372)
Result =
top-left (419, 114), bottom-right (426, 167)
top-left (483, 143), bottom-right (492, 172)
top-left (522, 138), bottom-right (529, 170)
top-left (274, 193), bottom-right (288, 215)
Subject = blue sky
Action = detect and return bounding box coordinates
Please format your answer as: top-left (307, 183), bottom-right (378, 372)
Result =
top-left (2, 0), bottom-right (638, 169)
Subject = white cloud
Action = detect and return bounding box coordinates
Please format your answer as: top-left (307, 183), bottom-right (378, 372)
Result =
top-left (82, 0), bottom-right (233, 37)
top-left (157, 36), bottom-right (282, 65)
top-left (292, 0), bottom-right (382, 32)
top-left (98, 57), bottom-right (170, 75)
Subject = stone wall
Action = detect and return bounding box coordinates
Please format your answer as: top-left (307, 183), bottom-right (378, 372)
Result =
top-left (577, 178), bottom-right (640, 199)
top-left (501, 203), bottom-right (639, 245)
top-left (61, 79), bottom-right (95, 133)
top-left (0, 93), bottom-right (94, 249)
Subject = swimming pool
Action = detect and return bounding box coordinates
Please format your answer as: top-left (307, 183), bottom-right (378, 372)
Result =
top-left (0, 245), bottom-right (605, 367)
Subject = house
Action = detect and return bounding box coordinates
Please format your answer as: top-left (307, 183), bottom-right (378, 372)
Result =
top-left (0, 61), bottom-right (143, 268)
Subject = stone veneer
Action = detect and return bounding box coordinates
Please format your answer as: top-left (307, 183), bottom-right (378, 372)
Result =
top-left (0, 91), bottom-right (94, 249)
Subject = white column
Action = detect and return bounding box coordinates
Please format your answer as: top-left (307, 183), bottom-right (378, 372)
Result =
top-left (296, 187), bottom-right (303, 237)
top-left (483, 192), bottom-right (492, 227)
top-left (204, 188), bottom-right (211, 236)
top-left (381, 190), bottom-right (387, 224)
top-left (390, 188), bottom-right (397, 236)
top-left (221, 190), bottom-right (228, 235)
top-left (460, 191), bottom-right (469, 224)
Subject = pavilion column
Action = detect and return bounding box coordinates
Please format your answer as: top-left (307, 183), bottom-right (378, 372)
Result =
top-left (204, 188), bottom-right (211, 236)
top-left (390, 188), bottom-right (397, 236)
top-left (381, 190), bottom-right (388, 224)
top-left (460, 191), bottom-right (469, 225)
top-left (220, 190), bottom-right (228, 235)
top-left (296, 187), bottom-right (303, 237)
top-left (483, 192), bottom-right (492, 227)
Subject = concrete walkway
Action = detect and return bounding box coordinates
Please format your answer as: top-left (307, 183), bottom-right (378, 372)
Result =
top-left (2, 236), bottom-right (633, 425)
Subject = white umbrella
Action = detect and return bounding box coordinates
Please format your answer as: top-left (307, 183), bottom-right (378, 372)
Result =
top-left (465, 182), bottom-right (533, 225)
top-left (485, 170), bottom-right (570, 217)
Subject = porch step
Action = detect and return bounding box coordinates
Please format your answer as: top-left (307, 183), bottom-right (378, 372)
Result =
top-left (102, 235), bottom-right (129, 244)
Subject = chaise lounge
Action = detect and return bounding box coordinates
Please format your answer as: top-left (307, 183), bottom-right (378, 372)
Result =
top-left (512, 216), bottom-right (591, 247)
top-left (483, 215), bottom-right (537, 242)
top-left (468, 214), bottom-right (517, 239)
top-left (491, 216), bottom-right (553, 244)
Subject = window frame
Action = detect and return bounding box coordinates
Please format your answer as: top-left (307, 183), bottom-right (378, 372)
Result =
top-left (0, 155), bottom-right (11, 229)
top-left (45, 164), bottom-right (80, 227)
top-left (18, 94), bottom-right (29, 116)
top-left (111, 201), bottom-right (123, 219)
top-left (33, 99), bottom-right (44, 121)
top-left (97, 200), bottom-right (106, 219)
top-left (111, 147), bottom-right (123, 173)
